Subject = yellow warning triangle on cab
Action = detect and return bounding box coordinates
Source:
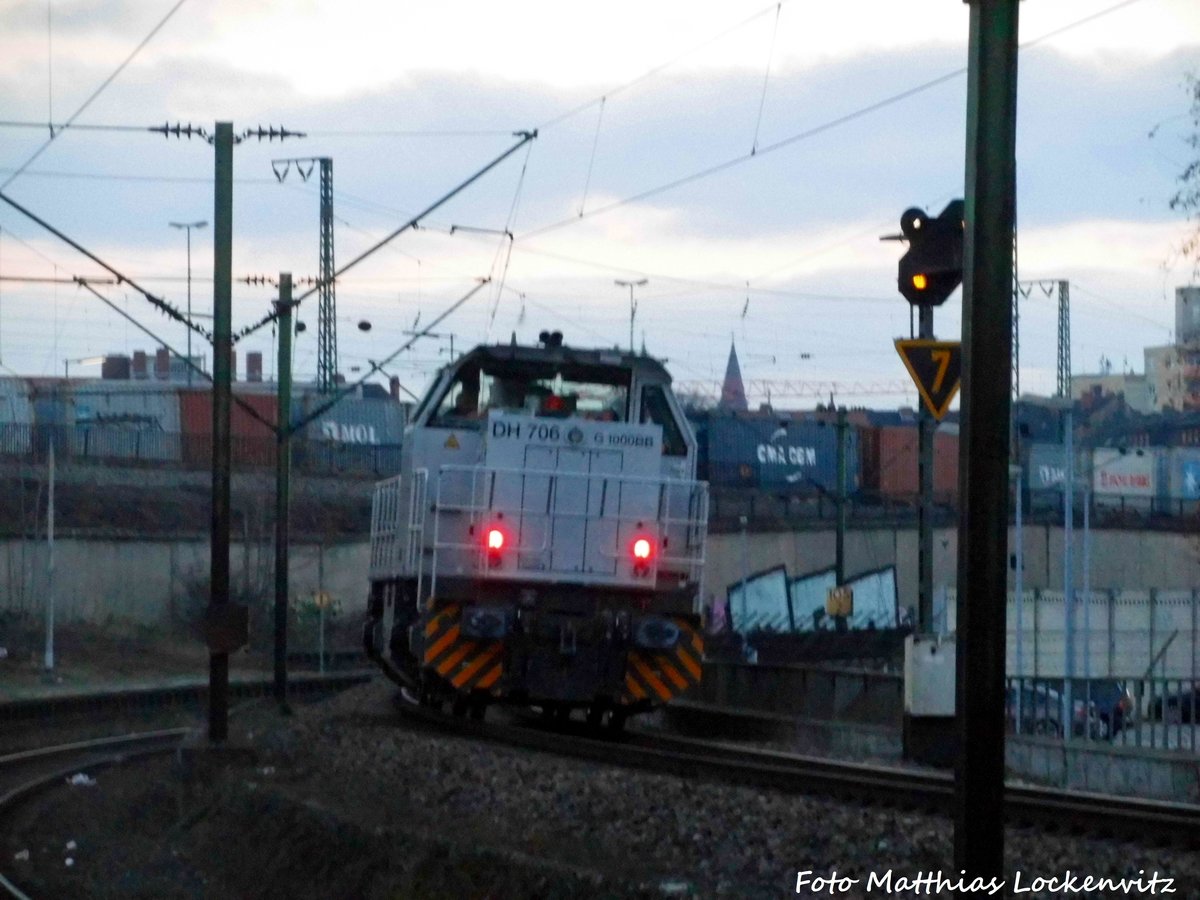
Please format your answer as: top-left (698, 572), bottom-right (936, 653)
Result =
top-left (444, 433), bottom-right (460, 449)
top-left (894, 339), bottom-right (962, 421)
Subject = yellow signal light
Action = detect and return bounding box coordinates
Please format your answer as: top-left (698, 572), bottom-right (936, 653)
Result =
top-left (912, 273), bottom-right (929, 291)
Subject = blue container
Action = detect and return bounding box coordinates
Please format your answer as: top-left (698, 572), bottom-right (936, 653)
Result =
top-left (292, 394), bottom-right (406, 476)
top-left (703, 415), bottom-right (859, 494)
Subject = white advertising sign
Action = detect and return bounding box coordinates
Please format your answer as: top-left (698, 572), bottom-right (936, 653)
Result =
top-left (1092, 448), bottom-right (1156, 497)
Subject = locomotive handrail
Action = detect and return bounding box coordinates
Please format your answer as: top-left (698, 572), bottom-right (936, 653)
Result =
top-left (425, 463), bottom-right (707, 594)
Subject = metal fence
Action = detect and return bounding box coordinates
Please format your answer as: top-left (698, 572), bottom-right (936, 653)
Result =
top-left (1006, 675), bottom-right (1199, 754)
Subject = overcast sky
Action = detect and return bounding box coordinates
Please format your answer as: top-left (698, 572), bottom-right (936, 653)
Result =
top-left (0, 0), bottom-right (1197, 408)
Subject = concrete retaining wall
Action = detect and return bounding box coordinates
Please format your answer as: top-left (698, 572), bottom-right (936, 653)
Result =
top-left (1006, 735), bottom-right (1200, 802)
top-left (696, 661), bottom-right (902, 727)
top-left (0, 537), bottom-right (369, 629)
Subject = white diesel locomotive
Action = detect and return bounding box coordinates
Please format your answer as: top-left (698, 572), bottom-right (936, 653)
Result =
top-left (364, 333), bottom-right (708, 729)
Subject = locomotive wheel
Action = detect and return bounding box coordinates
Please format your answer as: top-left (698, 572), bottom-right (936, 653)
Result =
top-left (468, 698), bottom-right (487, 721)
top-left (451, 696), bottom-right (469, 718)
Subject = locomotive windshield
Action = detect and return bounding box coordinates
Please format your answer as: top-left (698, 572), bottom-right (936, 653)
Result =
top-left (429, 359), bottom-right (630, 429)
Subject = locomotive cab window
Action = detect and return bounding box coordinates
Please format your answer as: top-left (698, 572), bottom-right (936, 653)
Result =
top-left (430, 363), bottom-right (485, 429)
top-left (640, 384), bottom-right (686, 457)
top-left (429, 359), bottom-right (629, 428)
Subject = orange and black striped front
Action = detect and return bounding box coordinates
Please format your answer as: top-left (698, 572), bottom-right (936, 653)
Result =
top-left (419, 604), bottom-right (505, 694)
top-left (621, 618), bottom-right (703, 706)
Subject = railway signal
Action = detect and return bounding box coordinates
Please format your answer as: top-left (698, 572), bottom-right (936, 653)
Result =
top-left (897, 200), bottom-right (964, 307)
top-left (894, 339), bottom-right (963, 420)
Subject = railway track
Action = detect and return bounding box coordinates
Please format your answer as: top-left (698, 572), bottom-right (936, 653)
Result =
top-left (396, 695), bottom-right (1200, 848)
top-left (0, 729), bottom-right (190, 900)
top-left (0, 671), bottom-right (377, 899)
top-left (0, 670), bottom-right (375, 725)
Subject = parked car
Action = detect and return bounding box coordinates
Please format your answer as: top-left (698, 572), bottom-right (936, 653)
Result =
top-left (1150, 683), bottom-right (1200, 724)
top-left (1080, 679), bottom-right (1136, 737)
top-left (1006, 682), bottom-right (1108, 739)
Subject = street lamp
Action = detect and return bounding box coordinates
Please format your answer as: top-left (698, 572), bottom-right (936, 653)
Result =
top-left (614, 278), bottom-right (647, 354)
top-left (169, 220), bottom-right (207, 385)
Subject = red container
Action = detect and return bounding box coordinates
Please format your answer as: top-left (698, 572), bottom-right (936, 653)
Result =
top-left (179, 389), bottom-right (278, 468)
top-left (865, 425), bottom-right (958, 503)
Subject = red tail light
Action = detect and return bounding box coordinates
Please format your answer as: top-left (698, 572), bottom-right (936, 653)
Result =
top-left (486, 528), bottom-right (505, 552)
top-left (632, 538), bottom-right (653, 561)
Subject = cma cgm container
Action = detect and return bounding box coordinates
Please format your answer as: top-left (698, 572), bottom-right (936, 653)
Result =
top-left (860, 424), bottom-right (958, 501)
top-left (291, 394), bottom-right (405, 476)
top-left (179, 389), bottom-right (277, 468)
top-left (69, 382), bottom-right (182, 463)
top-left (703, 415), bottom-right (858, 494)
top-left (0, 377), bottom-right (33, 456)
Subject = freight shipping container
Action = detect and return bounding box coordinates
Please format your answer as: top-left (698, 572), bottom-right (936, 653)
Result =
top-left (1091, 446), bottom-right (1160, 498)
top-left (179, 389), bottom-right (277, 468)
top-left (1023, 442), bottom-right (1081, 486)
top-left (0, 377), bottom-right (33, 455)
top-left (69, 382), bottom-right (182, 463)
top-left (860, 424), bottom-right (958, 501)
top-left (702, 415), bottom-right (859, 494)
top-left (291, 394), bottom-right (406, 476)
top-left (1165, 447), bottom-right (1200, 499)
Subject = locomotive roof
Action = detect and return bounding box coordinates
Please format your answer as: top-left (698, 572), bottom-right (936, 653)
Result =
top-left (445, 342), bottom-right (673, 383)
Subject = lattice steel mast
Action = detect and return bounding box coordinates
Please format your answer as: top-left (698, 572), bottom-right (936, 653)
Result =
top-left (270, 155), bottom-right (338, 392)
top-left (1055, 279), bottom-right (1070, 398)
top-left (317, 158), bottom-right (337, 393)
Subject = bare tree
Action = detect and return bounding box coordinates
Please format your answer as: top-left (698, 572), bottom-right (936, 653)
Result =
top-left (1167, 72), bottom-right (1200, 273)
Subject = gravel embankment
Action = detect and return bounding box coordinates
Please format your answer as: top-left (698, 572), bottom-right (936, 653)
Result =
top-left (229, 680), bottom-right (1200, 898)
top-left (5, 679), bottom-right (1198, 898)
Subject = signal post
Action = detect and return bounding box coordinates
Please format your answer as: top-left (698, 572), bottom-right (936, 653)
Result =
top-left (891, 205), bottom-right (964, 769)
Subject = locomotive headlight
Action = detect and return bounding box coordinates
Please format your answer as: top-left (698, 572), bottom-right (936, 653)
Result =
top-left (632, 616), bottom-right (680, 650)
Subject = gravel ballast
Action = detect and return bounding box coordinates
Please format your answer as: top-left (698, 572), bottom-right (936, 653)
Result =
top-left (4, 678), bottom-right (1198, 898)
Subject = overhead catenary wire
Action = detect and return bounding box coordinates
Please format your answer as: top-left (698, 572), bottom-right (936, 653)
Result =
top-left (536, 0), bottom-right (791, 133)
top-left (750, 2), bottom-right (783, 156)
top-left (0, 189), bottom-right (210, 340)
top-left (485, 139), bottom-right (536, 338)
top-left (2, 0), bottom-right (191, 190)
top-left (578, 97), bottom-right (606, 218)
top-left (235, 130), bottom-right (537, 344)
top-left (289, 278), bottom-right (491, 436)
top-left (519, 0), bottom-right (1148, 243)
top-left (76, 278), bottom-right (278, 432)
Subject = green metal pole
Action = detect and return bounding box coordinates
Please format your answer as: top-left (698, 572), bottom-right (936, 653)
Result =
top-left (209, 121), bottom-right (234, 743)
top-left (835, 406), bottom-right (847, 586)
top-left (274, 274), bottom-right (293, 708)
top-left (918, 304), bottom-right (934, 631)
top-left (955, 0), bottom-right (1019, 879)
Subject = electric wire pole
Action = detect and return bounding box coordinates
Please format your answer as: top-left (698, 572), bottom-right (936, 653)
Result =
top-left (209, 121), bottom-right (234, 744)
top-left (274, 274), bottom-right (294, 709)
top-left (955, 0), bottom-right (1019, 878)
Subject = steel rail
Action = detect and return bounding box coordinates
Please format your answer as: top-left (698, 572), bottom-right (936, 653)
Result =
top-left (0, 729), bottom-right (192, 900)
top-left (395, 695), bottom-right (1200, 848)
top-left (0, 670), bottom-right (375, 724)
